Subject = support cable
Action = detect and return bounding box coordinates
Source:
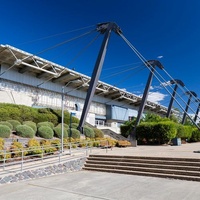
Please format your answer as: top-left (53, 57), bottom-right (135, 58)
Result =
top-left (120, 33), bottom-right (200, 129)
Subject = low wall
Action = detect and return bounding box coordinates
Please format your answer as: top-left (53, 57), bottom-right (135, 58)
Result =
top-left (0, 157), bottom-right (86, 185)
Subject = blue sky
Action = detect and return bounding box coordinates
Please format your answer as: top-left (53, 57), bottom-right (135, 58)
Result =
top-left (1, 0), bottom-right (200, 113)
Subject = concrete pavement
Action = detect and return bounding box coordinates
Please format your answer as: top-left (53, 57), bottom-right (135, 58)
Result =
top-left (0, 170), bottom-right (200, 200)
top-left (1, 142), bottom-right (200, 199)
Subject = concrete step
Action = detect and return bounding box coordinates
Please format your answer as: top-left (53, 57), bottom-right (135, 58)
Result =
top-left (84, 163), bottom-right (200, 177)
top-left (84, 155), bottom-right (200, 182)
top-left (89, 154), bottom-right (200, 162)
top-left (87, 157), bottom-right (200, 167)
top-left (86, 160), bottom-right (200, 172)
top-left (83, 167), bottom-right (200, 182)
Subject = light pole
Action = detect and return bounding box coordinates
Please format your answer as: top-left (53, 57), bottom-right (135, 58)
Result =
top-left (61, 81), bottom-right (76, 153)
top-left (61, 86), bottom-right (65, 153)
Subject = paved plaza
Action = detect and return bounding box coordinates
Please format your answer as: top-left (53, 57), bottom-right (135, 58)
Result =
top-left (1, 142), bottom-right (200, 200)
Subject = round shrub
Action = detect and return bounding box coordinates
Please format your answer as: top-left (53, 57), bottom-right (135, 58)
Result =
top-left (23, 121), bottom-right (37, 133)
top-left (37, 122), bottom-right (54, 129)
top-left (68, 128), bottom-right (80, 139)
top-left (54, 126), bottom-right (68, 139)
top-left (0, 121), bottom-right (13, 130)
top-left (56, 123), bottom-right (69, 129)
top-left (7, 120), bottom-right (21, 131)
top-left (93, 128), bottom-right (104, 138)
top-left (71, 123), bottom-right (79, 129)
top-left (0, 125), bottom-right (11, 138)
top-left (16, 125), bottom-right (35, 138)
top-left (83, 126), bottom-right (95, 138)
top-left (37, 126), bottom-right (54, 139)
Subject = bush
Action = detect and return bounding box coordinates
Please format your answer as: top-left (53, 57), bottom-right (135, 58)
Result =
top-left (7, 120), bottom-right (21, 131)
top-left (37, 126), bottom-right (54, 139)
top-left (69, 128), bottom-right (80, 139)
top-left (54, 126), bottom-right (68, 139)
top-left (116, 140), bottom-right (131, 147)
top-left (0, 138), bottom-right (5, 145)
top-left (51, 139), bottom-right (61, 150)
top-left (136, 121), bottom-right (177, 144)
top-left (176, 124), bottom-right (186, 138)
top-left (23, 121), bottom-right (37, 133)
top-left (153, 122), bottom-right (177, 144)
top-left (40, 140), bottom-right (57, 154)
top-left (190, 128), bottom-right (200, 142)
top-left (136, 122), bottom-right (155, 144)
top-left (83, 126), bottom-right (95, 138)
top-left (71, 123), bottom-right (79, 129)
top-left (56, 123), bottom-right (69, 129)
top-left (0, 121), bottom-right (13, 130)
top-left (27, 138), bottom-right (42, 155)
top-left (0, 125), bottom-right (11, 138)
top-left (182, 126), bottom-right (193, 140)
top-left (120, 124), bottom-right (132, 138)
top-left (37, 122), bottom-right (54, 129)
top-left (16, 125), bottom-right (35, 138)
top-left (93, 128), bottom-right (104, 138)
top-left (10, 140), bottom-right (27, 157)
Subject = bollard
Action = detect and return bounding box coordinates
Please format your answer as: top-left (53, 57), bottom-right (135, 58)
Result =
top-left (69, 143), bottom-right (72, 155)
top-left (21, 150), bottom-right (24, 171)
top-left (3, 150), bottom-right (6, 171)
top-left (41, 146), bottom-right (44, 162)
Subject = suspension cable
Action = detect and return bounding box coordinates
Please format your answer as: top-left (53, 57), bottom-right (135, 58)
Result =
top-left (17, 24), bottom-right (96, 45)
top-left (119, 33), bottom-right (200, 128)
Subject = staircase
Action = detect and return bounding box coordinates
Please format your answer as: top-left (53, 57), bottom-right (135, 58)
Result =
top-left (101, 129), bottom-right (128, 141)
top-left (83, 155), bottom-right (200, 182)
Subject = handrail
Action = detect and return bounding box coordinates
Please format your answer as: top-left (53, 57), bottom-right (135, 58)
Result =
top-left (0, 139), bottom-right (111, 177)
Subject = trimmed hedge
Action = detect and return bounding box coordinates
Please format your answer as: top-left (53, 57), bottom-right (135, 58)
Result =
top-left (37, 126), bottom-right (54, 139)
top-left (136, 121), bottom-right (177, 144)
top-left (0, 125), bottom-right (11, 138)
top-left (68, 128), bottom-right (80, 139)
top-left (93, 128), bottom-right (104, 138)
top-left (56, 123), bottom-right (69, 129)
top-left (153, 121), bottom-right (177, 144)
top-left (54, 126), bottom-right (68, 139)
top-left (83, 126), bottom-right (95, 138)
top-left (7, 120), bottom-right (21, 131)
top-left (71, 123), bottom-right (79, 129)
top-left (16, 125), bottom-right (35, 138)
top-left (37, 122), bottom-right (54, 129)
top-left (23, 121), bottom-right (37, 134)
top-left (190, 128), bottom-right (200, 142)
top-left (0, 121), bottom-right (13, 130)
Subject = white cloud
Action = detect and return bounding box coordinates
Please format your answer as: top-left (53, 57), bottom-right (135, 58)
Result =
top-left (147, 92), bottom-right (167, 103)
top-left (157, 55), bottom-right (163, 59)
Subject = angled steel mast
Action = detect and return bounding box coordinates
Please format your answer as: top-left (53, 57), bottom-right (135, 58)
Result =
top-left (78, 22), bottom-right (122, 132)
top-left (166, 79), bottom-right (185, 118)
top-left (130, 60), bottom-right (164, 146)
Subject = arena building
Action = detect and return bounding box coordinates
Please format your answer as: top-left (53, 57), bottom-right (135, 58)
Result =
top-left (0, 44), bottom-right (173, 133)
